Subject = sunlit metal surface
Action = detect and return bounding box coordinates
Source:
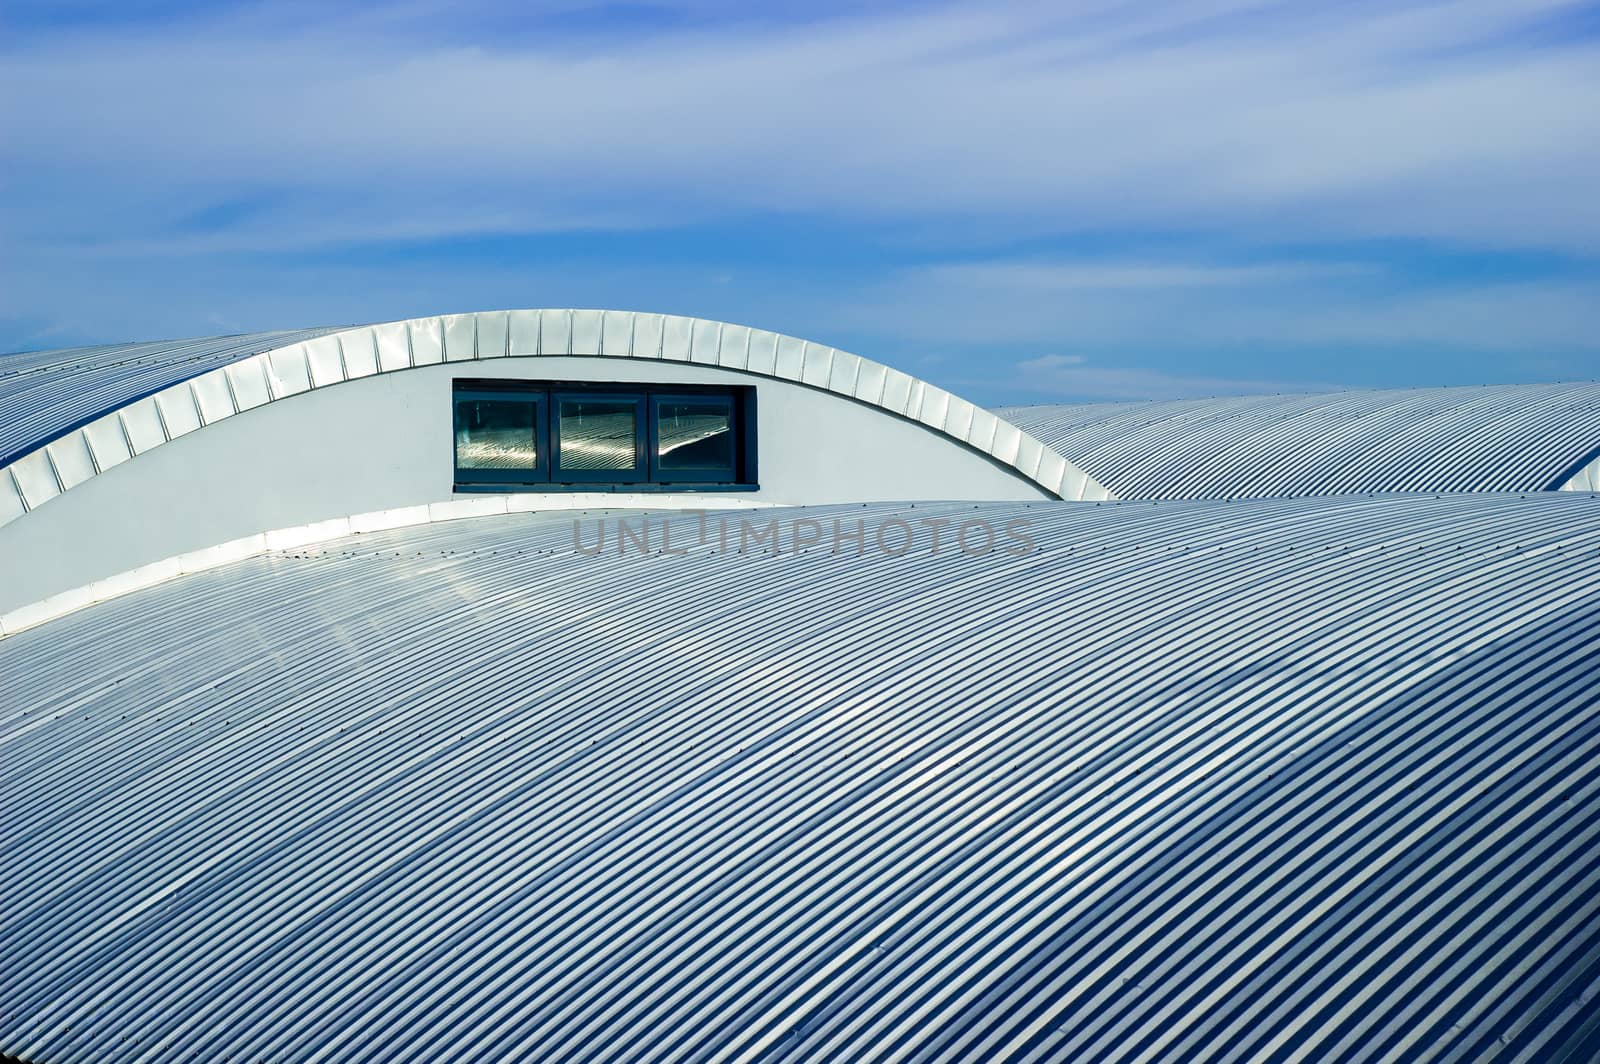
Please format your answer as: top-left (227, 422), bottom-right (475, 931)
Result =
top-left (658, 407), bottom-right (733, 469)
top-left (0, 493), bottom-right (776, 638)
top-left (454, 398), bottom-right (538, 471)
top-left (3, 492), bottom-right (1597, 1063)
top-left (558, 404), bottom-right (639, 471)
top-left (998, 382), bottom-right (1600, 500)
top-left (455, 434), bottom-right (539, 469)
top-left (1560, 448), bottom-right (1600, 491)
top-left (0, 328), bottom-right (346, 469)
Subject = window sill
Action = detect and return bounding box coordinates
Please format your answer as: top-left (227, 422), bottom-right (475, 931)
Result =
top-left (453, 482), bottom-right (761, 495)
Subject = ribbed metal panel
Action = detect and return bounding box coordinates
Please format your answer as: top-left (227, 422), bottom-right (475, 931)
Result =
top-left (0, 329), bottom-right (346, 469)
top-left (2, 492), bottom-right (1598, 1062)
top-left (998, 383), bottom-right (1600, 500)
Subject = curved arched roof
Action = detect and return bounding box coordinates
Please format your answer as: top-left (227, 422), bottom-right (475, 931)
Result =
top-left (3, 492), bottom-right (1597, 1062)
top-left (0, 327), bottom-right (347, 469)
top-left (0, 312), bottom-right (1109, 525)
top-left (997, 382), bottom-right (1600, 500)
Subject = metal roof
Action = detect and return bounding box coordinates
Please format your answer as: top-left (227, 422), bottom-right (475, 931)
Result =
top-left (3, 492), bottom-right (1597, 1062)
top-left (0, 314), bottom-right (1108, 523)
top-left (997, 382), bottom-right (1600, 500)
top-left (8, 325), bottom-right (1598, 517)
top-left (0, 329), bottom-right (347, 469)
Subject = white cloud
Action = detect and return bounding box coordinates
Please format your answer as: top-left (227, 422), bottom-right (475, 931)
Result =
top-left (1018, 354), bottom-right (1087, 370)
top-left (2, 0), bottom-right (1598, 252)
top-left (826, 256), bottom-right (1600, 354)
top-left (1011, 354), bottom-right (1340, 401)
top-left (4, 0), bottom-right (1599, 383)
top-left (922, 261), bottom-right (1372, 291)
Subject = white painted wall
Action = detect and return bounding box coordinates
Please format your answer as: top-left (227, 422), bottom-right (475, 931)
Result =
top-left (0, 357), bottom-right (1045, 612)
top-left (1561, 454), bottom-right (1600, 492)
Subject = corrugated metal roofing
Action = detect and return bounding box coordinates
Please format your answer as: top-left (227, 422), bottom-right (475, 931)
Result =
top-left (0, 329), bottom-right (346, 468)
top-left (3, 492), bottom-right (1598, 1062)
top-left (997, 383), bottom-right (1600, 500)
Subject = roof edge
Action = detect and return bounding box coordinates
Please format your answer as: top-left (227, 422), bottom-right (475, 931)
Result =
top-left (0, 491), bottom-right (776, 638)
top-left (0, 311), bottom-right (1115, 528)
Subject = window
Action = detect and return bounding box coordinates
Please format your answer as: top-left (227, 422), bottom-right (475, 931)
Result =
top-left (553, 393), bottom-right (646, 483)
top-left (453, 390), bottom-right (544, 484)
top-left (652, 395), bottom-right (736, 483)
top-left (453, 380), bottom-right (756, 492)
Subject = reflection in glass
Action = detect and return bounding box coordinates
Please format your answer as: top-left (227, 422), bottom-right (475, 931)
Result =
top-left (455, 398), bottom-right (537, 470)
top-left (559, 399), bottom-right (638, 471)
top-left (657, 400), bottom-right (733, 471)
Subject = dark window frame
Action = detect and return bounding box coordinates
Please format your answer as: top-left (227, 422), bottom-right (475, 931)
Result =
top-left (453, 379), bottom-right (758, 493)
top-left (551, 391), bottom-right (649, 484)
top-left (452, 387), bottom-right (548, 486)
top-left (648, 392), bottom-right (740, 484)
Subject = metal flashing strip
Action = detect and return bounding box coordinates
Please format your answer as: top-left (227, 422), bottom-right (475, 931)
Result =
top-left (0, 328), bottom-right (348, 468)
top-left (1555, 448), bottom-right (1600, 492)
top-left (0, 312), bottom-right (1110, 529)
top-left (0, 492), bottom-right (771, 638)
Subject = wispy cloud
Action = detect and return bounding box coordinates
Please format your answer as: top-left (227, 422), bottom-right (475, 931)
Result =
top-left (921, 261), bottom-right (1373, 290)
top-left (2, 0), bottom-right (1597, 399)
top-left (1012, 353), bottom-right (1340, 402)
top-left (3, 0), bottom-right (1598, 253)
top-left (829, 255), bottom-right (1600, 353)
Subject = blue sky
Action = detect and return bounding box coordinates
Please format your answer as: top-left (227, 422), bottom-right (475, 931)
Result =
top-left (2, 0), bottom-right (1597, 405)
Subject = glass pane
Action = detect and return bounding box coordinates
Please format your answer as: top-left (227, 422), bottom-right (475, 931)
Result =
top-left (559, 399), bottom-right (638, 471)
top-left (657, 400), bottom-right (733, 471)
top-left (455, 398), bottom-right (537, 470)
